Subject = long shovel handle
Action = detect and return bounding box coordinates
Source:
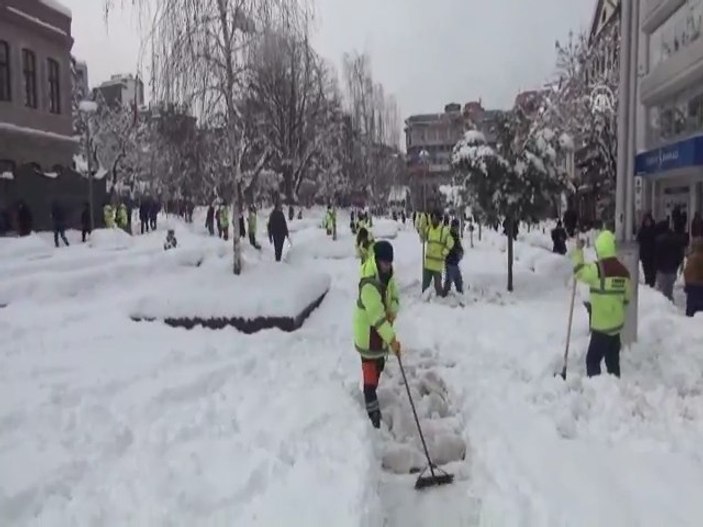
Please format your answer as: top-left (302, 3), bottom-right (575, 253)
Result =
top-left (562, 278), bottom-right (578, 378)
top-left (397, 354), bottom-right (436, 478)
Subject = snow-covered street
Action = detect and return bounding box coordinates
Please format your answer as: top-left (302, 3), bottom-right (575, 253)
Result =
top-left (2, 210), bottom-right (703, 526)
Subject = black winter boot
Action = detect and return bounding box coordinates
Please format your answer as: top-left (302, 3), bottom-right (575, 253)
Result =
top-left (368, 409), bottom-right (381, 429)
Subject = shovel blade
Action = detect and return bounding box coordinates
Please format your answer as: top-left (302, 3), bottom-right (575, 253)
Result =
top-left (414, 472), bottom-right (455, 490)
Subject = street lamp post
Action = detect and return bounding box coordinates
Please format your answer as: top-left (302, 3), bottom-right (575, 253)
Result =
top-left (615, 0), bottom-right (640, 345)
top-left (419, 149), bottom-right (430, 212)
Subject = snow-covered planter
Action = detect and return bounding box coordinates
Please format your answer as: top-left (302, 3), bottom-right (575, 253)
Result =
top-left (130, 262), bottom-right (331, 333)
top-left (88, 228), bottom-right (134, 251)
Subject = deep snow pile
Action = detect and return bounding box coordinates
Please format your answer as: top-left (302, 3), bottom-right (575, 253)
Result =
top-left (1, 215), bottom-right (703, 526)
top-left (0, 234), bottom-right (53, 260)
top-left (88, 228), bottom-right (135, 250)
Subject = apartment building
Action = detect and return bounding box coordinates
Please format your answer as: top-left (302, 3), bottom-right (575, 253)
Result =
top-left (0, 0), bottom-right (105, 233)
top-left (0, 0), bottom-right (75, 170)
top-left (635, 0), bottom-right (703, 227)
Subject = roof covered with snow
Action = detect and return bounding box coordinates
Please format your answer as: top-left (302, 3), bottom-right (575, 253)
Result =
top-left (39, 0), bottom-right (72, 18)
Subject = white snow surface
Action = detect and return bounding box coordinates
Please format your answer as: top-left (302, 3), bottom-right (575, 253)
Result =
top-left (0, 171), bottom-right (14, 180)
top-left (88, 228), bottom-right (134, 251)
top-left (1, 210), bottom-right (703, 526)
top-left (78, 100), bottom-right (98, 113)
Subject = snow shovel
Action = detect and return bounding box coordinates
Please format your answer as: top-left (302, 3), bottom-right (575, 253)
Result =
top-left (396, 353), bottom-right (454, 490)
top-left (557, 278), bottom-right (577, 380)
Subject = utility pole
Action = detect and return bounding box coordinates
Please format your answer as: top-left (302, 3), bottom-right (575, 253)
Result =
top-left (615, 0), bottom-right (640, 345)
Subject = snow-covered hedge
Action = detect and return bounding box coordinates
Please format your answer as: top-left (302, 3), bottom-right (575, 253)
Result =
top-left (131, 262), bottom-right (331, 332)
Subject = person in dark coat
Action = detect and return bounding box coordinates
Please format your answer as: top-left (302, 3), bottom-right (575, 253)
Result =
top-left (684, 238), bottom-right (703, 317)
top-left (690, 211), bottom-right (702, 240)
top-left (563, 208), bottom-right (578, 237)
top-left (443, 219), bottom-right (464, 296)
top-left (239, 214), bottom-right (246, 238)
top-left (17, 201), bottom-right (32, 236)
top-left (268, 203), bottom-right (289, 262)
top-left (551, 220), bottom-right (568, 255)
top-left (655, 220), bottom-right (685, 301)
top-left (637, 213), bottom-right (657, 287)
top-left (81, 202), bottom-right (91, 242)
top-left (149, 201), bottom-right (159, 230)
top-left (205, 205), bottom-right (215, 236)
top-left (51, 200), bottom-right (69, 247)
top-left (139, 199), bottom-right (150, 234)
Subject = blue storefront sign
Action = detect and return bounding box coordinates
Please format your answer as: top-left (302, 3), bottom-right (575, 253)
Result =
top-left (635, 135), bottom-right (703, 176)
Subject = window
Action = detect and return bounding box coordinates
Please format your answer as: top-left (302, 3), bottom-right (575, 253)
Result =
top-left (0, 41), bottom-right (10, 101)
top-left (22, 49), bottom-right (36, 108)
top-left (48, 58), bottom-right (60, 114)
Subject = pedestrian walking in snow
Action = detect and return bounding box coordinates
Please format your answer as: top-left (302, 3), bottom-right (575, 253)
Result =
top-left (248, 206), bottom-right (261, 249)
top-left (353, 240), bottom-right (401, 428)
top-left (683, 237), bottom-right (703, 317)
top-left (139, 199), bottom-right (150, 234)
top-left (149, 201), bottom-right (159, 231)
top-left (163, 229), bottom-right (177, 251)
top-left (443, 219), bottom-right (464, 295)
top-left (551, 220), bottom-right (568, 255)
top-left (637, 213), bottom-right (657, 288)
top-left (81, 202), bottom-right (91, 242)
top-left (420, 210), bottom-right (454, 296)
top-left (572, 231), bottom-right (631, 377)
top-left (655, 220), bottom-right (685, 301)
top-left (50, 200), bottom-right (69, 247)
top-left (356, 227), bottom-right (373, 265)
top-left (16, 200), bottom-right (33, 236)
top-left (268, 202), bottom-right (289, 262)
top-left (206, 205), bottom-right (215, 236)
top-left (218, 205), bottom-right (230, 241)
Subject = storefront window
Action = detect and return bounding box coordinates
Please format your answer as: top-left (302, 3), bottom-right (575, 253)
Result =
top-left (649, 0), bottom-right (703, 69)
top-left (648, 82), bottom-right (703, 144)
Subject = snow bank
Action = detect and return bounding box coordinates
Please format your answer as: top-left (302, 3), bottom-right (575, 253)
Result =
top-left (88, 229), bottom-right (134, 251)
top-left (372, 220), bottom-right (399, 240)
top-left (131, 261), bottom-right (331, 326)
top-left (0, 234), bottom-right (53, 260)
top-left (78, 100), bottom-right (98, 113)
top-left (287, 236), bottom-right (356, 262)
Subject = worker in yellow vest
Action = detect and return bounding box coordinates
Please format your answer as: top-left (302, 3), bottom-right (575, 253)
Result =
top-left (420, 209), bottom-right (454, 295)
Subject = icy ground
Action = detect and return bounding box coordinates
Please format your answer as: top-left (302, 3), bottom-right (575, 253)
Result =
top-left (1, 210), bottom-right (703, 526)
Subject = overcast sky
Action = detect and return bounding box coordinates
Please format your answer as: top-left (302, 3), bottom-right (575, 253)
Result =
top-left (63, 0), bottom-right (595, 116)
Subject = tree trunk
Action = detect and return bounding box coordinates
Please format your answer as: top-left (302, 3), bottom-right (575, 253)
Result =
top-left (507, 218), bottom-right (514, 292)
top-left (216, 0), bottom-right (242, 275)
top-left (478, 223), bottom-right (482, 242)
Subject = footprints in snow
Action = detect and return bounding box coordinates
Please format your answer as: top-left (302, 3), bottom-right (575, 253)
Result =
top-left (350, 348), bottom-right (468, 475)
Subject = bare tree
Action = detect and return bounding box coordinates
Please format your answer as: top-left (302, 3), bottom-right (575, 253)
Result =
top-left (104, 0), bottom-right (290, 274)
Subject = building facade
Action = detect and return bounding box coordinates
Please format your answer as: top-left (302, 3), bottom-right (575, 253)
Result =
top-left (405, 101), bottom-right (504, 210)
top-left (0, 0), bottom-right (76, 170)
top-left (635, 0), bottom-right (703, 229)
top-left (94, 73), bottom-right (144, 109)
top-left (0, 0), bottom-right (104, 234)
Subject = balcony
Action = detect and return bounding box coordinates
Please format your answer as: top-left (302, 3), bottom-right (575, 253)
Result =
top-left (641, 0), bottom-right (685, 34)
top-left (641, 36), bottom-right (703, 106)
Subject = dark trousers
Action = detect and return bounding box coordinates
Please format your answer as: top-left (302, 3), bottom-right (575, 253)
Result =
top-left (249, 233), bottom-right (260, 249)
top-left (361, 357), bottom-right (385, 428)
top-left (140, 220), bottom-right (149, 234)
top-left (586, 331), bottom-right (621, 377)
top-left (642, 259), bottom-right (656, 288)
top-left (81, 228), bottom-right (91, 242)
top-left (149, 217), bottom-right (157, 230)
top-left (422, 268), bottom-right (443, 295)
top-left (54, 227), bottom-right (69, 247)
top-left (443, 263), bottom-right (463, 295)
top-left (273, 237), bottom-right (284, 261)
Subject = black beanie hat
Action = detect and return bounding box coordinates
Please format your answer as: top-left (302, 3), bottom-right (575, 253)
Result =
top-left (373, 240), bottom-right (394, 263)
